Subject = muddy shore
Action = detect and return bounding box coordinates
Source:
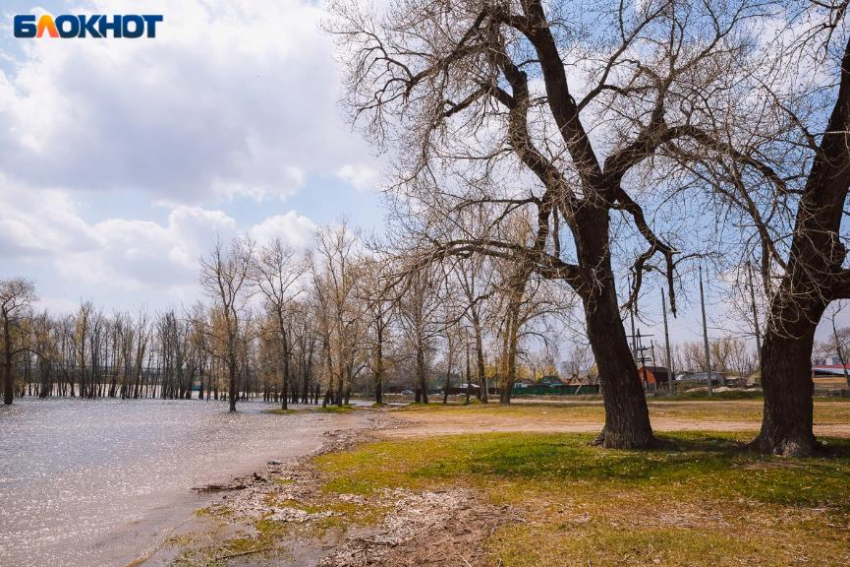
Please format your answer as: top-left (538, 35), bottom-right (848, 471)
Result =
top-left (146, 409), bottom-right (509, 567)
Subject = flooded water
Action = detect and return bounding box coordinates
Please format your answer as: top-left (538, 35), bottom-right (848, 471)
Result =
top-left (0, 399), bottom-right (369, 567)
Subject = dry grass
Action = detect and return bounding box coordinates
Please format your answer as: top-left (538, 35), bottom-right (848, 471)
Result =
top-left (315, 432), bottom-right (850, 566)
top-left (383, 399), bottom-right (850, 438)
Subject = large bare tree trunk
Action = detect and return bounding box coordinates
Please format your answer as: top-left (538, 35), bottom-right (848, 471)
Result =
top-left (753, 35), bottom-right (850, 456)
top-left (580, 215), bottom-right (656, 449)
top-left (375, 327), bottom-right (383, 405)
top-left (228, 355), bottom-right (238, 413)
top-left (756, 319), bottom-right (819, 456)
top-left (473, 317), bottom-right (488, 402)
top-left (280, 328), bottom-right (290, 411)
top-left (416, 344), bottom-right (428, 404)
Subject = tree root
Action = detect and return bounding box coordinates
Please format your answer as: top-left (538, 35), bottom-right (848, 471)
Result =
top-left (591, 428), bottom-right (660, 450)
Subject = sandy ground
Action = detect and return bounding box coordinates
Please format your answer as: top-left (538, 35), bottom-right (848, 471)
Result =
top-left (378, 401), bottom-right (850, 439)
top-left (154, 411), bottom-right (508, 567)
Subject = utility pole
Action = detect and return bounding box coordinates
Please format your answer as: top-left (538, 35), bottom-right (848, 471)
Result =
top-left (628, 272), bottom-right (637, 362)
top-left (747, 260), bottom-right (762, 368)
top-left (465, 341), bottom-right (471, 405)
top-left (700, 265), bottom-right (713, 396)
top-left (662, 289), bottom-right (675, 393)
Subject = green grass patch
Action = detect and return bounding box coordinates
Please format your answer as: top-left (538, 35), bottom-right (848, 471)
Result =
top-left (391, 398), bottom-right (850, 424)
top-left (318, 404), bottom-right (356, 414)
top-left (314, 432), bottom-right (850, 566)
top-left (663, 389), bottom-right (764, 400)
top-left (263, 408), bottom-right (299, 415)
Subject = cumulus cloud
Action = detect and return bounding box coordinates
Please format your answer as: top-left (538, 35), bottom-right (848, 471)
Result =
top-left (249, 211), bottom-right (316, 249)
top-left (0, 175), bottom-right (316, 305)
top-left (0, 0), bottom-right (381, 310)
top-left (0, 0), bottom-right (378, 204)
top-left (336, 164), bottom-right (380, 192)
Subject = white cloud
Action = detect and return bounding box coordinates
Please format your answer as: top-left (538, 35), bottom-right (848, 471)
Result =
top-left (0, 0), bottom-right (378, 311)
top-left (0, 0), bottom-right (376, 204)
top-left (0, 175), bottom-right (317, 305)
top-left (249, 211), bottom-right (316, 249)
top-left (336, 163), bottom-right (380, 192)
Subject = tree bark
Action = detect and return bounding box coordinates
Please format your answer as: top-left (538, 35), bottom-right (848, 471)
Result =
top-left (472, 316), bottom-right (488, 403)
top-left (228, 353), bottom-right (238, 412)
top-left (754, 315), bottom-right (820, 456)
top-left (753, 34), bottom-right (850, 456)
top-left (2, 319), bottom-right (12, 406)
top-left (416, 342), bottom-right (428, 404)
top-left (375, 326), bottom-right (384, 405)
top-left (579, 213), bottom-right (656, 449)
top-left (280, 326), bottom-right (289, 411)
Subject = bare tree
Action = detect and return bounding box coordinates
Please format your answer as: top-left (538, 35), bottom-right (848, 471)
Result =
top-left (254, 237), bottom-right (309, 409)
top-left (823, 302), bottom-right (850, 390)
top-left (357, 253), bottom-right (396, 404)
top-left (200, 236), bottom-right (254, 412)
top-left (312, 222), bottom-right (364, 406)
top-left (396, 266), bottom-right (443, 403)
top-left (687, 2), bottom-right (850, 454)
top-left (1, 278), bottom-right (36, 405)
top-left (452, 254), bottom-right (493, 402)
top-left (329, 0), bottom-right (759, 447)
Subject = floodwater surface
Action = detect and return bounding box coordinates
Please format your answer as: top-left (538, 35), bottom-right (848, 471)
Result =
top-left (0, 399), bottom-right (370, 567)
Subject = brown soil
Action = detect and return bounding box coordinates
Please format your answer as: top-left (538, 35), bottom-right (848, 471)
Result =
top-left (155, 414), bottom-right (509, 567)
top-left (379, 406), bottom-right (850, 439)
top-left (318, 488), bottom-right (508, 567)
top-left (155, 404), bottom-right (850, 566)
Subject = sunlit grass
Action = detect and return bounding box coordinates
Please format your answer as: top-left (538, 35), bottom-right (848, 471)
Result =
top-left (315, 432), bottom-right (850, 566)
top-left (393, 398), bottom-right (850, 425)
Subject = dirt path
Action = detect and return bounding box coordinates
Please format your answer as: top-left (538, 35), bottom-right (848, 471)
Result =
top-left (379, 406), bottom-right (850, 439)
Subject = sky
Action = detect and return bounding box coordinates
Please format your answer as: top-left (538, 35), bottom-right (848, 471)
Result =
top-left (0, 0), bottom-right (385, 313)
top-left (0, 0), bottom-right (846, 360)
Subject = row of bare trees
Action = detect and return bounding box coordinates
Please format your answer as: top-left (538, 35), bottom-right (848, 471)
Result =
top-left (328, 0), bottom-right (850, 454)
top-left (0, 221), bottom-right (574, 410)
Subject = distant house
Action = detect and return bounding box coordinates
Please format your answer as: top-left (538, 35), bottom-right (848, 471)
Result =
top-left (539, 375), bottom-right (565, 387)
top-left (685, 371), bottom-right (725, 385)
top-left (811, 364), bottom-right (850, 392)
top-left (812, 363), bottom-right (850, 377)
top-left (637, 366), bottom-right (671, 387)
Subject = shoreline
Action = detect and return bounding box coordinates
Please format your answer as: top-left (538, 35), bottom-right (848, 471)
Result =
top-left (134, 411), bottom-right (392, 566)
top-left (153, 408), bottom-right (510, 567)
top-left (0, 400), bottom-right (380, 567)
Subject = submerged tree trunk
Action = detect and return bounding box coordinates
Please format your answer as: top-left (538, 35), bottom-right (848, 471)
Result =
top-left (2, 320), bottom-right (12, 406)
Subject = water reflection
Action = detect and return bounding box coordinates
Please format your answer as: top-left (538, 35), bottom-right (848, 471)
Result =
top-left (0, 399), bottom-right (353, 567)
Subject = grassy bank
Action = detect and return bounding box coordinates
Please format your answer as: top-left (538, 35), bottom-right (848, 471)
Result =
top-left (315, 432), bottom-right (850, 566)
